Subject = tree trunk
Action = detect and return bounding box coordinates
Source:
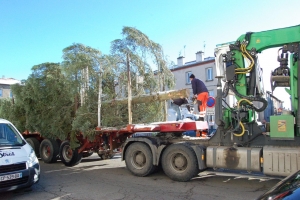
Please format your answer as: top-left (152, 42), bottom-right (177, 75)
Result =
top-left (98, 72), bottom-right (102, 128)
top-left (103, 88), bottom-right (190, 105)
top-left (127, 53), bottom-right (132, 124)
top-left (162, 73), bottom-right (167, 121)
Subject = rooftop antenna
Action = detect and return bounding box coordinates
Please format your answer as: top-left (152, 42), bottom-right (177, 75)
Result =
top-left (184, 45), bottom-right (186, 57)
top-left (203, 41), bottom-right (206, 56)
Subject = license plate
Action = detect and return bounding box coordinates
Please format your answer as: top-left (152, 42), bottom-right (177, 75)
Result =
top-left (0, 173), bottom-right (22, 182)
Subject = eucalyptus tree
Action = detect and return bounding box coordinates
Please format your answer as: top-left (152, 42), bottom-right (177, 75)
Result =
top-left (62, 43), bottom-right (102, 108)
top-left (110, 26), bottom-right (175, 123)
top-left (62, 43), bottom-right (120, 137)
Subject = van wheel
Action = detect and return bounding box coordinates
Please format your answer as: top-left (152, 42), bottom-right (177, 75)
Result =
top-left (162, 143), bottom-right (198, 182)
top-left (26, 137), bottom-right (40, 157)
top-left (39, 139), bottom-right (59, 163)
top-left (59, 141), bottom-right (82, 167)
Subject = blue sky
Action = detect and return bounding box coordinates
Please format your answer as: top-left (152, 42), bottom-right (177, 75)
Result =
top-left (1, 0), bottom-right (299, 108)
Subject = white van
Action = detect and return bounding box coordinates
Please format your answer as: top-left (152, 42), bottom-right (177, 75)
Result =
top-left (0, 119), bottom-right (40, 192)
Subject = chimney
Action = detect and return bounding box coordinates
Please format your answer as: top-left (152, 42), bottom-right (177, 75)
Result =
top-left (196, 51), bottom-right (203, 62)
top-left (177, 56), bottom-right (185, 67)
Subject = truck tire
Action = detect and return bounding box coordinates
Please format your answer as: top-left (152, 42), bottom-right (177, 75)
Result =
top-left (82, 151), bottom-right (93, 158)
top-left (162, 143), bottom-right (199, 182)
top-left (39, 138), bottom-right (59, 163)
top-left (26, 137), bottom-right (40, 157)
top-left (59, 141), bottom-right (82, 167)
top-left (125, 142), bottom-right (156, 177)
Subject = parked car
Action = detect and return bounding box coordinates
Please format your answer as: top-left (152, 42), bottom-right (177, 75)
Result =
top-left (257, 170), bottom-right (300, 200)
top-left (0, 118), bottom-right (40, 192)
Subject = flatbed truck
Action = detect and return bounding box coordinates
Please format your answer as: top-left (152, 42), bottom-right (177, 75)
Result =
top-left (24, 24), bottom-right (300, 182)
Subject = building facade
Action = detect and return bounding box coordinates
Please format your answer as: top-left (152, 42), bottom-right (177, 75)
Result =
top-left (171, 51), bottom-right (217, 99)
top-left (170, 52), bottom-right (217, 129)
top-left (0, 77), bottom-right (21, 99)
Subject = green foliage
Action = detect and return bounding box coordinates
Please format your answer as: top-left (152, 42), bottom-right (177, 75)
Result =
top-left (0, 99), bottom-right (13, 121)
top-left (11, 63), bottom-right (74, 140)
top-left (0, 92), bottom-right (26, 132)
top-left (132, 102), bottom-right (164, 123)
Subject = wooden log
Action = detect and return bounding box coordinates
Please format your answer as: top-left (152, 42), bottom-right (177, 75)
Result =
top-left (103, 88), bottom-right (190, 105)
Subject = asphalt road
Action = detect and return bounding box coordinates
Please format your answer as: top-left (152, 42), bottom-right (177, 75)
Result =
top-left (2, 154), bottom-right (281, 200)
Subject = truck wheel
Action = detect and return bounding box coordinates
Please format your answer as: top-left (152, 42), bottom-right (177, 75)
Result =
top-left (162, 143), bottom-right (198, 182)
top-left (82, 151), bottom-right (93, 158)
top-left (125, 142), bottom-right (156, 177)
top-left (26, 137), bottom-right (40, 157)
top-left (59, 141), bottom-right (82, 167)
top-left (39, 139), bottom-right (59, 163)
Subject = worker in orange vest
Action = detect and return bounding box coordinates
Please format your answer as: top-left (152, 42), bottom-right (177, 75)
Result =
top-left (189, 74), bottom-right (208, 120)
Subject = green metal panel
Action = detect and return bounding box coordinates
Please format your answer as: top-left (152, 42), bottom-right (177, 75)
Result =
top-left (248, 109), bottom-right (253, 123)
top-left (223, 108), bottom-right (231, 129)
top-left (285, 54), bottom-right (299, 136)
top-left (270, 115), bottom-right (294, 140)
top-left (290, 55), bottom-right (299, 136)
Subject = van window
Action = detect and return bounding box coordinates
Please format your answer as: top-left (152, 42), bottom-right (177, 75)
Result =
top-left (0, 123), bottom-right (25, 146)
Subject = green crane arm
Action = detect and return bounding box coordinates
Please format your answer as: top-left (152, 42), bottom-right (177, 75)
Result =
top-left (237, 25), bottom-right (300, 53)
top-left (223, 24), bottom-right (300, 99)
top-left (222, 24), bottom-right (300, 130)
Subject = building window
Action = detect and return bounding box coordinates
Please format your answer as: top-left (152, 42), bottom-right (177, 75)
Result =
top-left (206, 68), bottom-right (213, 81)
top-left (208, 90), bottom-right (214, 97)
top-left (0, 89), bottom-right (2, 97)
top-left (186, 71), bottom-right (192, 84)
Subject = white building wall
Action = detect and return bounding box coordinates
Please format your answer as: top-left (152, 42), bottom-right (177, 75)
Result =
top-left (170, 55), bottom-right (218, 129)
top-left (0, 78), bottom-right (21, 99)
top-left (171, 60), bottom-right (217, 99)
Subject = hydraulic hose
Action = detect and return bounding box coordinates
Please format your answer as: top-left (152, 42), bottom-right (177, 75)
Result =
top-left (222, 82), bottom-right (229, 98)
top-left (228, 83), bottom-right (268, 112)
top-left (231, 99), bottom-right (249, 137)
top-left (233, 122), bottom-right (245, 137)
top-left (235, 43), bottom-right (255, 74)
top-left (238, 98), bottom-right (253, 107)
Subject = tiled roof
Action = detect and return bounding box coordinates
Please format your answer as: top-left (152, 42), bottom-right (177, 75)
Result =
top-left (170, 57), bottom-right (214, 71)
